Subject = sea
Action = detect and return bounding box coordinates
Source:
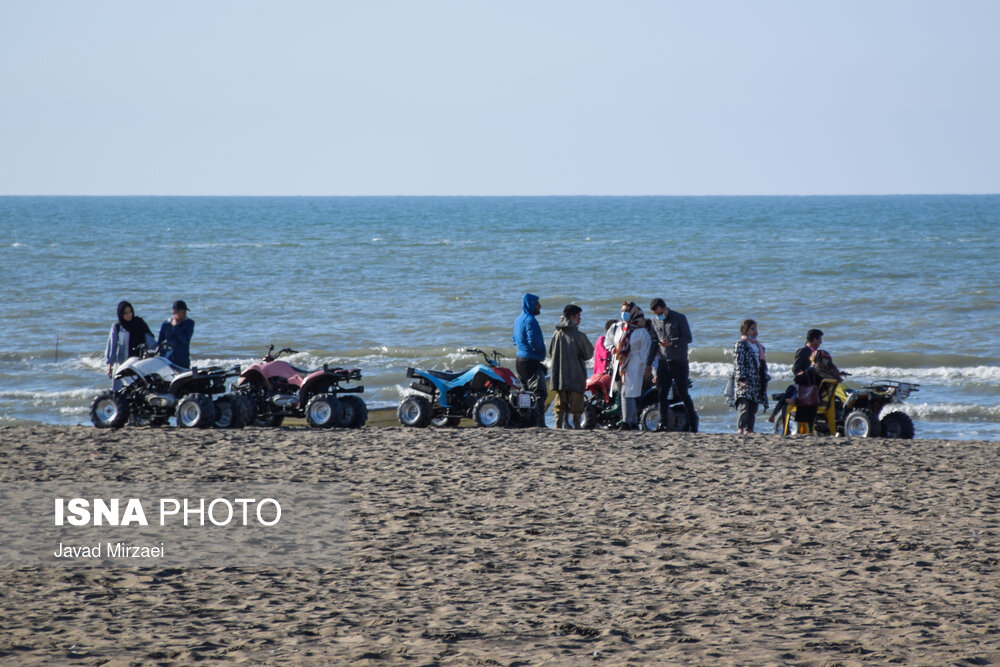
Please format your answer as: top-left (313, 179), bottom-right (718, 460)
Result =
top-left (1, 195), bottom-right (998, 440)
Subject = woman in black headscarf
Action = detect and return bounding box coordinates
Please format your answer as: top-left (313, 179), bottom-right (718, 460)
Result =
top-left (104, 301), bottom-right (155, 388)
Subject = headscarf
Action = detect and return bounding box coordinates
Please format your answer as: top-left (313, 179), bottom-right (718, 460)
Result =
top-left (116, 301), bottom-right (154, 358)
top-left (811, 349), bottom-right (843, 381)
top-left (615, 305), bottom-right (644, 371)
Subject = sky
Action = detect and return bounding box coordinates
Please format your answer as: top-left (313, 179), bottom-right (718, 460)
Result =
top-left (1, 1), bottom-right (998, 196)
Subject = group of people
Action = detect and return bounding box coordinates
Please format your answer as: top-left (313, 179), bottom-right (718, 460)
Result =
top-left (107, 296), bottom-right (843, 435)
top-left (513, 293), bottom-right (699, 432)
top-left (726, 326), bottom-right (845, 434)
top-left (105, 300), bottom-right (194, 387)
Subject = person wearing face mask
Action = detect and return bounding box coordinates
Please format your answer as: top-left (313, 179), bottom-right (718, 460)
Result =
top-left (649, 297), bottom-right (698, 432)
top-left (726, 318), bottom-right (769, 434)
top-left (605, 302), bottom-right (651, 430)
top-left (105, 300), bottom-right (156, 389)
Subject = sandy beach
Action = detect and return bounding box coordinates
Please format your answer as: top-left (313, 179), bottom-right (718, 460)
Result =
top-left (1, 423), bottom-right (998, 665)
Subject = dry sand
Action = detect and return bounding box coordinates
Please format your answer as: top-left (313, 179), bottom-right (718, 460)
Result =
top-left (1, 423), bottom-right (999, 665)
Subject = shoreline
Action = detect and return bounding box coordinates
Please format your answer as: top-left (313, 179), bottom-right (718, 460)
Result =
top-left (1, 425), bottom-right (998, 664)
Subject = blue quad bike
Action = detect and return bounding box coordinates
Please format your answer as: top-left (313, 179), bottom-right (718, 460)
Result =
top-left (397, 348), bottom-right (541, 428)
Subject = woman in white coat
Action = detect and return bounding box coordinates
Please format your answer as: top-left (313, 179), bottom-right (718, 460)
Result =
top-left (607, 303), bottom-right (651, 430)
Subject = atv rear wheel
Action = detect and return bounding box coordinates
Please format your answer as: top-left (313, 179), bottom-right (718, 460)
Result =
top-left (91, 390), bottom-right (129, 429)
top-left (213, 394), bottom-right (249, 429)
top-left (844, 409), bottom-right (881, 438)
top-left (639, 404), bottom-right (660, 431)
top-left (398, 395), bottom-right (432, 427)
top-left (338, 395), bottom-right (368, 428)
top-left (305, 393), bottom-right (343, 428)
top-left (176, 393), bottom-right (216, 428)
top-left (670, 405), bottom-right (690, 432)
top-left (473, 395), bottom-right (509, 428)
top-left (880, 411), bottom-right (914, 439)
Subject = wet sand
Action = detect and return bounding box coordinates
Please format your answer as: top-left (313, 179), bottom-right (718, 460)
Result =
top-left (1, 424), bottom-right (999, 665)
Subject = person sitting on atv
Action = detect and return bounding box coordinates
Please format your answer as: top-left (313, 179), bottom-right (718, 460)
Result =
top-left (792, 349), bottom-right (845, 433)
top-left (769, 328), bottom-right (824, 423)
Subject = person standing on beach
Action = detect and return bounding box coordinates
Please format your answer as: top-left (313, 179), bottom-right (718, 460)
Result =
top-left (157, 300), bottom-right (195, 369)
top-left (548, 305), bottom-right (594, 429)
top-left (513, 293), bottom-right (547, 427)
top-left (105, 300), bottom-right (156, 389)
top-left (649, 298), bottom-right (698, 432)
top-left (605, 302), bottom-right (651, 430)
top-left (727, 319), bottom-right (769, 434)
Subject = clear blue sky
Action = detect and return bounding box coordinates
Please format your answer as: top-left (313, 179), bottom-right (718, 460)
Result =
top-left (2, 1), bottom-right (998, 195)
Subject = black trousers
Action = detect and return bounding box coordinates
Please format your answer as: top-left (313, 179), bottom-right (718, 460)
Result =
top-left (515, 358), bottom-right (548, 427)
top-left (657, 358), bottom-right (698, 431)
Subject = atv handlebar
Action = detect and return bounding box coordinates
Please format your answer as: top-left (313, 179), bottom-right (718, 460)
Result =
top-left (263, 344), bottom-right (299, 362)
top-left (465, 348), bottom-right (504, 366)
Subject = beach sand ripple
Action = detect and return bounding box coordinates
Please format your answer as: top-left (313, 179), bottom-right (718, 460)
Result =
top-left (1, 425), bottom-right (999, 665)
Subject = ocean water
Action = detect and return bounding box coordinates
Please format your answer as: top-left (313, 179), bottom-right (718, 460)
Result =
top-left (1, 195), bottom-right (998, 440)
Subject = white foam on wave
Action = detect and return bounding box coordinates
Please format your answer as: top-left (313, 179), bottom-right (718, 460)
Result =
top-left (0, 388), bottom-right (96, 402)
top-left (892, 402), bottom-right (1000, 421)
top-left (690, 361), bottom-right (1000, 384)
top-left (844, 365), bottom-right (1000, 383)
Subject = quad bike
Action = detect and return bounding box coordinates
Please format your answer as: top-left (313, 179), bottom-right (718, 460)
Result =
top-left (233, 345), bottom-right (367, 428)
top-left (772, 379), bottom-right (918, 438)
top-left (398, 348), bottom-right (539, 428)
top-left (91, 345), bottom-right (248, 429)
top-left (580, 372), bottom-right (692, 431)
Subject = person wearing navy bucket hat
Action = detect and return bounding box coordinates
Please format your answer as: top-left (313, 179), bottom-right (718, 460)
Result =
top-left (157, 299), bottom-right (195, 369)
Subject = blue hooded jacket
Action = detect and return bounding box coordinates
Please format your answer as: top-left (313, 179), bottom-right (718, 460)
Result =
top-left (512, 293), bottom-right (545, 361)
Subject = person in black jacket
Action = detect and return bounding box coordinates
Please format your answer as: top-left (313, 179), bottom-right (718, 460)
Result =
top-left (770, 328), bottom-right (825, 423)
top-left (649, 298), bottom-right (698, 432)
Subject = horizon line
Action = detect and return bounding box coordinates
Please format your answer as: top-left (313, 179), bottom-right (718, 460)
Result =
top-left (2, 192), bottom-right (998, 198)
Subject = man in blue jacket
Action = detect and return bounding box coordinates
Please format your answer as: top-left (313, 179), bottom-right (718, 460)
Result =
top-left (513, 293), bottom-right (547, 427)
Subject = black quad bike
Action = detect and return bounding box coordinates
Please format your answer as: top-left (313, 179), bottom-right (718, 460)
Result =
top-left (580, 373), bottom-right (692, 431)
top-left (90, 346), bottom-right (248, 429)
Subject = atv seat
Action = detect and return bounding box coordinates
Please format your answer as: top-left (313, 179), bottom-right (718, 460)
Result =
top-left (426, 369), bottom-right (463, 381)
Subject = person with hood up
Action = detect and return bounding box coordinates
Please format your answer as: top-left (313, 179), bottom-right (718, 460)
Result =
top-left (605, 302), bottom-right (652, 430)
top-left (105, 300), bottom-right (156, 389)
top-left (547, 304), bottom-right (594, 429)
top-left (513, 293), bottom-right (547, 427)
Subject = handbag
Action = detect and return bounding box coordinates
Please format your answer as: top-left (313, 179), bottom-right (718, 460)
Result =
top-left (796, 383), bottom-right (819, 407)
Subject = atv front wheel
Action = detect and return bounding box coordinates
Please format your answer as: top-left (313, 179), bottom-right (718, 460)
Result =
top-left (91, 390), bottom-right (129, 429)
top-left (398, 395), bottom-right (432, 427)
top-left (880, 412), bottom-right (914, 439)
top-left (844, 410), bottom-right (881, 438)
top-left (338, 395), bottom-right (368, 429)
top-left (176, 393), bottom-right (216, 428)
top-left (473, 395), bottom-right (509, 428)
top-left (305, 393), bottom-right (343, 428)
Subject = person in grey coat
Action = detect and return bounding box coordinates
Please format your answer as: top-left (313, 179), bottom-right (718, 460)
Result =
top-left (548, 304), bottom-right (594, 429)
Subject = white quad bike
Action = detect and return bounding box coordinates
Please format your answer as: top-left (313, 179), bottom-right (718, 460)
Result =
top-left (90, 347), bottom-right (250, 429)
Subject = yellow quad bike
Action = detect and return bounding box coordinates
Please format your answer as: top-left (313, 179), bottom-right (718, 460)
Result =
top-left (773, 379), bottom-right (918, 438)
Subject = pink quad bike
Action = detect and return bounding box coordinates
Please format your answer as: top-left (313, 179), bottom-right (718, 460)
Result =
top-left (233, 345), bottom-right (367, 428)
